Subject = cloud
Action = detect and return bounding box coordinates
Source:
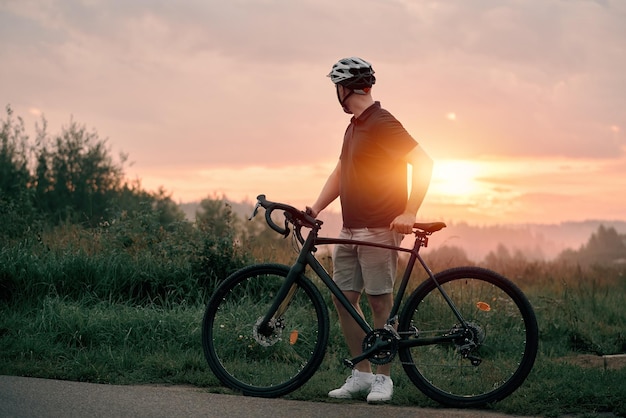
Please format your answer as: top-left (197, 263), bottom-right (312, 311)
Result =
top-left (1, 0), bottom-right (625, 169)
top-left (386, 1), bottom-right (626, 159)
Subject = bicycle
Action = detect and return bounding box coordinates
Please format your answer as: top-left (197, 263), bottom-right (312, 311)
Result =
top-left (201, 195), bottom-right (539, 408)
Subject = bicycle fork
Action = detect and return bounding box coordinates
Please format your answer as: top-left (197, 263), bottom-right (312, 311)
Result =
top-left (256, 266), bottom-right (302, 338)
top-left (256, 234), bottom-right (315, 338)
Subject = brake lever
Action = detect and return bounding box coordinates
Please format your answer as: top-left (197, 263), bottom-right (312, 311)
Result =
top-left (248, 201), bottom-right (262, 221)
top-left (282, 218), bottom-right (291, 238)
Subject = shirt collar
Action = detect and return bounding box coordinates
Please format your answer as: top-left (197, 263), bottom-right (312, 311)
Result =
top-left (351, 101), bottom-right (381, 124)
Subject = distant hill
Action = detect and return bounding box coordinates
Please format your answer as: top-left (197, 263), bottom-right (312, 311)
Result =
top-left (429, 220), bottom-right (626, 261)
top-left (178, 199), bottom-right (626, 262)
top-left (179, 200), bottom-right (255, 223)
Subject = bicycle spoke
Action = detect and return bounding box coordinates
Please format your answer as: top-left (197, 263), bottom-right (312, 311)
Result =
top-left (202, 264), bottom-right (329, 397)
top-left (399, 267), bottom-right (538, 407)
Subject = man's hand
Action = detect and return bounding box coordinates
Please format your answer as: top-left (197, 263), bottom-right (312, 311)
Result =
top-left (389, 213), bottom-right (415, 234)
top-left (305, 206), bottom-right (319, 218)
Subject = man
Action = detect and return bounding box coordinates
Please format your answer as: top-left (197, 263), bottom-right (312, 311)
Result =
top-left (307, 57), bottom-right (433, 403)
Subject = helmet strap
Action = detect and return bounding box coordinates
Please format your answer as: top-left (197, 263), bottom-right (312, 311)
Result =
top-left (336, 84), bottom-right (355, 114)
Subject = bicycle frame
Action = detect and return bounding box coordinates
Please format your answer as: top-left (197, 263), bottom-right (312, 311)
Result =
top-left (258, 223), bottom-right (471, 368)
top-left (204, 196), bottom-right (538, 405)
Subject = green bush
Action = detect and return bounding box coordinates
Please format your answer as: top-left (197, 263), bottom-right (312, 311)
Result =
top-left (0, 197), bottom-right (256, 307)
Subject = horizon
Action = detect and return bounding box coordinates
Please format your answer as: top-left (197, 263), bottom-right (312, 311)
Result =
top-left (2, 0), bottom-right (625, 226)
top-left (179, 198), bottom-right (626, 262)
top-left (164, 155), bottom-right (626, 226)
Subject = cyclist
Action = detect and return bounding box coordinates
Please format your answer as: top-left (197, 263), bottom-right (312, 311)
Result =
top-left (307, 57), bottom-right (433, 403)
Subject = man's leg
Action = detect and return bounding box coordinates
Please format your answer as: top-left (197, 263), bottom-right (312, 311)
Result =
top-left (364, 292), bottom-right (395, 402)
top-left (328, 290), bottom-right (377, 399)
top-left (332, 290), bottom-right (371, 373)
top-left (366, 292), bottom-right (394, 376)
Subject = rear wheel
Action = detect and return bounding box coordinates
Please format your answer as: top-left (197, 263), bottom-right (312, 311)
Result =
top-left (202, 264), bottom-right (329, 397)
top-left (398, 267), bottom-right (538, 407)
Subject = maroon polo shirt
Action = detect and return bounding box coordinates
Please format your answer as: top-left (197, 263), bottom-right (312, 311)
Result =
top-left (339, 102), bottom-right (418, 228)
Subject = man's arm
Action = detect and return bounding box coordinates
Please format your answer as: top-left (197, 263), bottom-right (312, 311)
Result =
top-left (308, 160), bottom-right (342, 217)
top-left (389, 145), bottom-right (433, 233)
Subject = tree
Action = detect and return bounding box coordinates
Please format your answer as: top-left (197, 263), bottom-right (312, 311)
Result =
top-left (33, 119), bottom-right (125, 225)
top-left (482, 243), bottom-right (533, 280)
top-left (151, 187), bottom-right (186, 228)
top-left (423, 245), bottom-right (471, 270)
top-left (0, 106), bottom-right (30, 196)
top-left (0, 105), bottom-right (35, 238)
top-left (193, 196), bottom-right (250, 291)
top-left (558, 225), bottom-right (626, 266)
top-left (2, 105), bottom-right (186, 232)
top-left (195, 195), bottom-right (240, 238)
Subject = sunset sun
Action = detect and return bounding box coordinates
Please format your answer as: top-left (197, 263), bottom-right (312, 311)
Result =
top-left (430, 159), bottom-right (484, 200)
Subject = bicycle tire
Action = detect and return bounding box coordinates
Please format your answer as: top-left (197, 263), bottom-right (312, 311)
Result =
top-left (202, 263), bottom-right (329, 397)
top-left (398, 266), bottom-right (538, 407)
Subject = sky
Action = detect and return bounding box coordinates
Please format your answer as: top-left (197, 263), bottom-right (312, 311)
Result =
top-left (1, 0), bottom-right (625, 225)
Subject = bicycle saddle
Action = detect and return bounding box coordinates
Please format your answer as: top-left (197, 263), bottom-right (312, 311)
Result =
top-left (413, 222), bottom-right (447, 233)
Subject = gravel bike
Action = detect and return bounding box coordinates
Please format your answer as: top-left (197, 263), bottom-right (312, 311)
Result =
top-left (201, 195), bottom-right (539, 407)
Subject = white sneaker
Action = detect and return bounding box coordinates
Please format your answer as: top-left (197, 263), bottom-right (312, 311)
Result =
top-left (366, 374), bottom-right (393, 403)
top-left (328, 370), bottom-right (375, 399)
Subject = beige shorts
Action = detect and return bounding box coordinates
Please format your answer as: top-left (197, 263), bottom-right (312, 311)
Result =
top-left (332, 227), bottom-right (404, 296)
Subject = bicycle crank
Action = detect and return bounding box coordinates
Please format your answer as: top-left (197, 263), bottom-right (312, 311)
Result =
top-left (361, 329), bottom-right (399, 365)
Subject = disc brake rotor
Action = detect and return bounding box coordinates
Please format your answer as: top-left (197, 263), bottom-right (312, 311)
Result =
top-left (253, 317), bottom-right (285, 347)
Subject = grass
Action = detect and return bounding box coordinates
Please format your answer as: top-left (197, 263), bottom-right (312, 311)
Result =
top-left (1, 282), bottom-right (625, 416)
top-left (0, 298), bottom-right (211, 386)
top-left (1, 222), bottom-right (625, 417)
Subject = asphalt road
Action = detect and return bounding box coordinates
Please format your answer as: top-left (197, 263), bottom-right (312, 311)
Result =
top-left (0, 375), bottom-right (533, 418)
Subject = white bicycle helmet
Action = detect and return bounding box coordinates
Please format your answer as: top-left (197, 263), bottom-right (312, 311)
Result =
top-left (327, 57), bottom-right (376, 93)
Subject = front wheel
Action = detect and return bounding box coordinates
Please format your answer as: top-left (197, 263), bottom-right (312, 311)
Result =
top-left (202, 264), bottom-right (329, 398)
top-left (398, 267), bottom-right (538, 407)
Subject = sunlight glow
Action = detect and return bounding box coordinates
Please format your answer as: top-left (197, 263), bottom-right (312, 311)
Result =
top-left (431, 159), bottom-right (484, 199)
top-left (135, 155), bottom-right (626, 225)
